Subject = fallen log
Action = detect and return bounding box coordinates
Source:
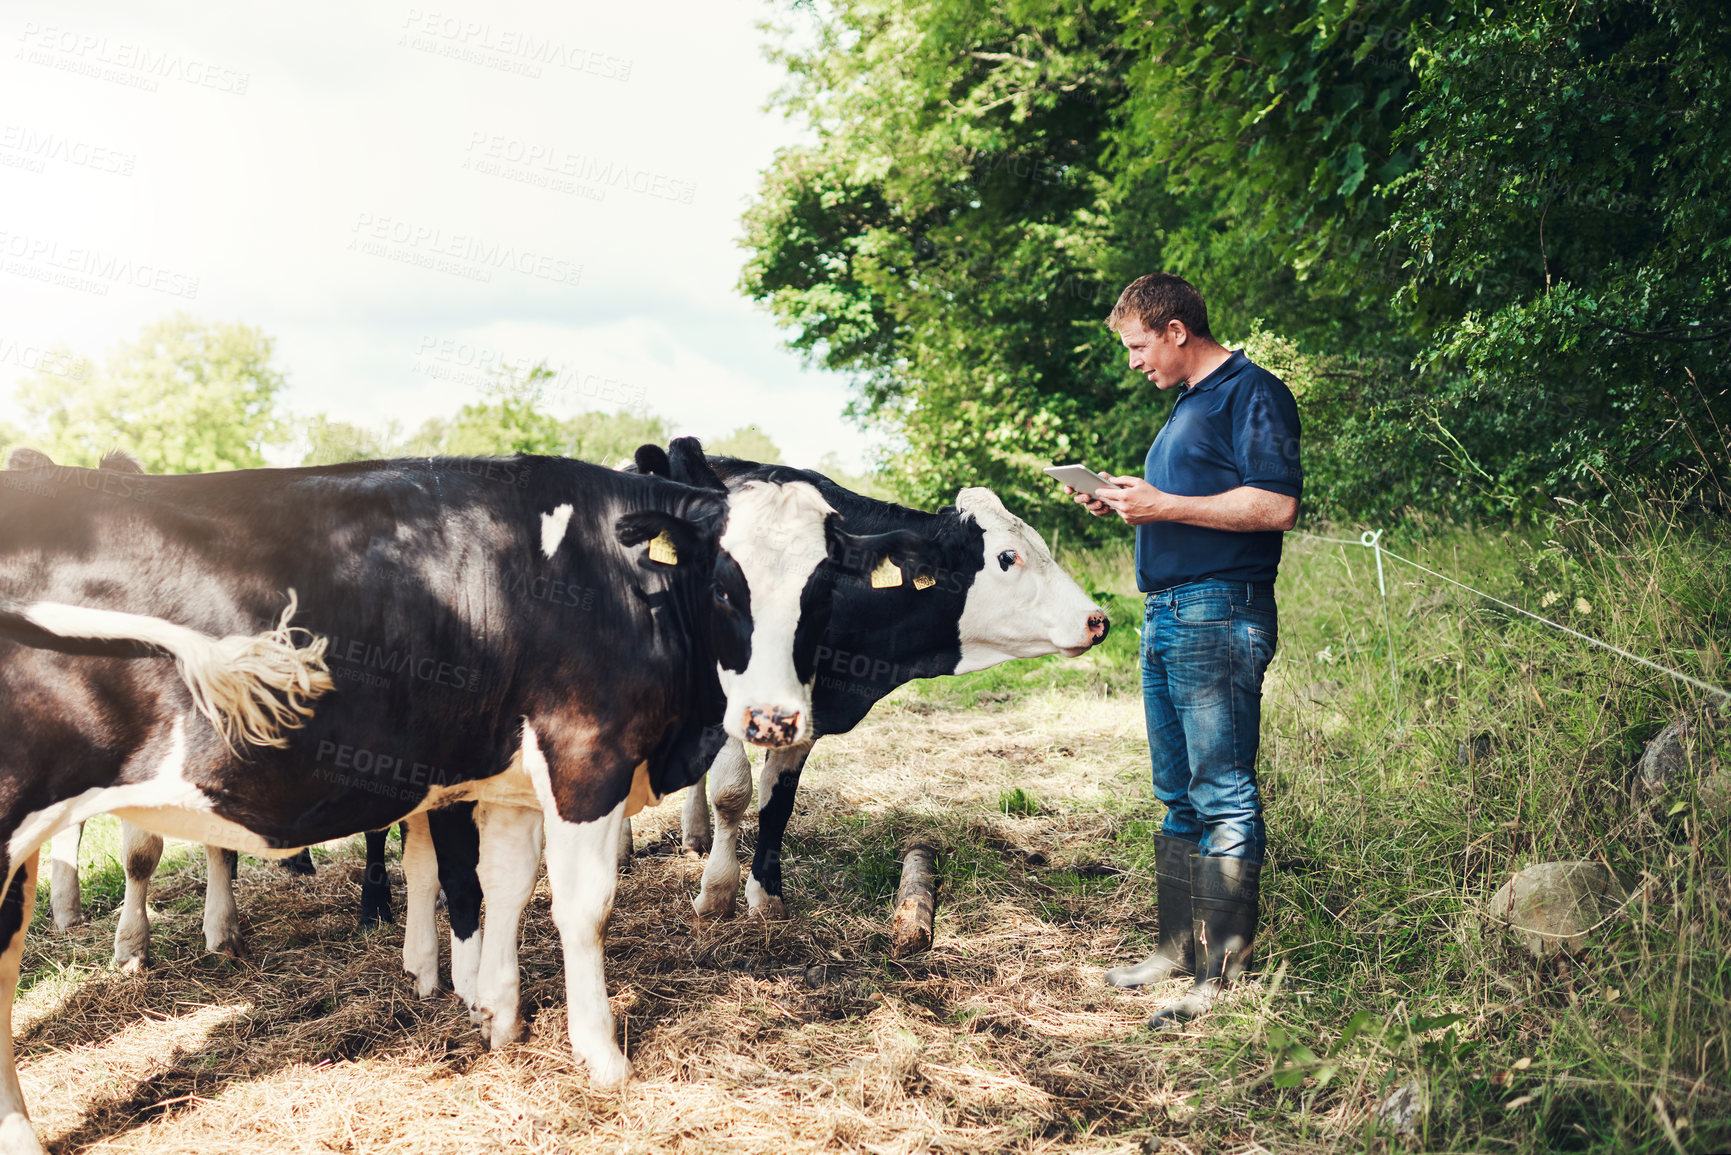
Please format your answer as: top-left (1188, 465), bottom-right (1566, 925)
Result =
top-left (890, 840), bottom-right (939, 957)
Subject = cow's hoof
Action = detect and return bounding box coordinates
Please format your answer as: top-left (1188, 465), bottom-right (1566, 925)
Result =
top-left (691, 890), bottom-right (735, 921)
top-left (585, 1049), bottom-right (632, 1089)
top-left (749, 894), bottom-right (788, 920)
top-left (358, 904), bottom-right (394, 928)
top-left (52, 913), bottom-right (87, 932)
top-left (116, 953), bottom-right (147, 975)
top-left (206, 932), bottom-right (247, 959)
top-left (471, 1007), bottom-right (527, 1050)
top-left (682, 836), bottom-right (712, 859)
top-left (411, 973), bottom-right (441, 1000)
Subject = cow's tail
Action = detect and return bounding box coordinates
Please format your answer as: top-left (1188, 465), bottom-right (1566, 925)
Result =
top-left (0, 590), bottom-right (334, 750)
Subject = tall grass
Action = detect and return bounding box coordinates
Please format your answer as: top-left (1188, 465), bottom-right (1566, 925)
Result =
top-left (923, 494), bottom-right (1730, 1152)
top-left (1239, 495), bottom-right (1730, 1153)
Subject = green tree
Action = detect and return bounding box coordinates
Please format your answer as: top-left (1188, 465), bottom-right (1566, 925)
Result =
top-left (563, 409), bottom-right (672, 467)
top-left (1381, 0), bottom-right (1731, 512)
top-left (300, 415), bottom-right (398, 465)
top-left (400, 366), bottom-right (567, 457)
top-left (14, 314), bottom-right (287, 473)
top-left (708, 424), bottom-right (786, 464)
top-left (741, 0), bottom-right (1731, 524)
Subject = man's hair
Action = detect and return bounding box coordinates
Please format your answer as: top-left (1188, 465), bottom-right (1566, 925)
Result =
top-left (1105, 273), bottom-right (1213, 340)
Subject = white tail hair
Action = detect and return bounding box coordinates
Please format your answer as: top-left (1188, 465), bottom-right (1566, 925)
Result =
top-left (17, 590), bottom-right (334, 750)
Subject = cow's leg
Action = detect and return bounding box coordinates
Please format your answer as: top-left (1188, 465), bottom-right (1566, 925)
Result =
top-left (359, 828), bottom-right (393, 925)
top-left (692, 741), bottom-right (752, 919)
top-left (47, 822), bottom-right (84, 930)
top-left (113, 820), bottom-right (164, 972)
top-left (202, 847), bottom-right (244, 957)
top-left (401, 812), bottom-right (442, 998)
top-left (428, 803), bottom-right (482, 1006)
top-left (470, 803), bottom-right (545, 1049)
top-left (542, 795), bottom-right (630, 1087)
top-left (0, 851), bottom-right (44, 1154)
top-left (680, 773), bottom-right (711, 858)
top-left (744, 741), bottom-right (814, 918)
top-left (615, 817), bottom-right (633, 870)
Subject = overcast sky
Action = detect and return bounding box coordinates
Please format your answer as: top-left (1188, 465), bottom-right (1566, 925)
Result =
top-left (0, 0), bottom-right (880, 470)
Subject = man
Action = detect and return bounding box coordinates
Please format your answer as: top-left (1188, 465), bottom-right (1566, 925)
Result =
top-left (1068, 273), bottom-right (1300, 1028)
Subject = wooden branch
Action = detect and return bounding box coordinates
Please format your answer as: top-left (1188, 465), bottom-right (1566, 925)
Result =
top-left (890, 841), bottom-right (939, 958)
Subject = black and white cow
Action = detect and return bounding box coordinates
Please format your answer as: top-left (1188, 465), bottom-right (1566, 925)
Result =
top-left (662, 455), bottom-right (1111, 918)
top-left (402, 455), bottom-right (1108, 1013)
top-left (0, 445), bottom-right (921, 1152)
top-left (14, 449), bottom-right (321, 970)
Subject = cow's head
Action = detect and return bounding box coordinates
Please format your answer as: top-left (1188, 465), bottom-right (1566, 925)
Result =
top-left (951, 487), bottom-right (1108, 673)
top-left (621, 438), bottom-right (925, 747)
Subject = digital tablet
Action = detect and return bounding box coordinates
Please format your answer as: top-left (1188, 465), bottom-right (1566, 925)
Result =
top-left (1042, 463), bottom-right (1121, 497)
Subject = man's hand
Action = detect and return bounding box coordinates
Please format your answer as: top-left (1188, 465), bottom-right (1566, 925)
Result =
top-left (1094, 476), bottom-right (1173, 526)
top-left (1064, 476), bottom-right (1298, 532)
top-left (1064, 483), bottom-right (1118, 518)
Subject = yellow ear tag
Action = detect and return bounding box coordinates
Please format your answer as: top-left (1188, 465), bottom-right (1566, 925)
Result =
top-left (870, 555), bottom-right (903, 589)
top-left (913, 573), bottom-right (936, 591)
top-left (648, 530), bottom-right (678, 565)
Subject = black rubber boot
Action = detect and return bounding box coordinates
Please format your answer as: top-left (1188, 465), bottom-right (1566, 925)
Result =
top-left (1105, 834), bottom-right (1198, 987)
top-left (1149, 852), bottom-right (1261, 1028)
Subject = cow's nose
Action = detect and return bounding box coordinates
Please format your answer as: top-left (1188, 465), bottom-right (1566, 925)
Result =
top-left (743, 707), bottom-right (802, 747)
top-left (1087, 612), bottom-right (1110, 644)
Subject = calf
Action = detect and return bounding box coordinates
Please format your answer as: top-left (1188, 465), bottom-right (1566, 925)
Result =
top-left (0, 446), bottom-right (916, 1152)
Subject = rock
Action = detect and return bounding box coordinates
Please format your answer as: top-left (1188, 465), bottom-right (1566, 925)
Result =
top-left (1377, 1078), bottom-right (1424, 1138)
top-left (1484, 862), bottom-right (1631, 958)
top-left (1637, 706), bottom-right (1729, 810)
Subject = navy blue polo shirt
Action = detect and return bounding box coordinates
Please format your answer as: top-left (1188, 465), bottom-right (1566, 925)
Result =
top-left (1136, 350), bottom-right (1302, 593)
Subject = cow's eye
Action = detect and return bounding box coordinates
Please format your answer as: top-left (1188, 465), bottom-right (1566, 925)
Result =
top-left (998, 549), bottom-right (1020, 571)
top-left (712, 583), bottom-right (731, 605)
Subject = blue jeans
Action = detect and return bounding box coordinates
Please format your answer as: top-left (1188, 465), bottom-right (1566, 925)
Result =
top-left (1141, 579), bottom-right (1277, 863)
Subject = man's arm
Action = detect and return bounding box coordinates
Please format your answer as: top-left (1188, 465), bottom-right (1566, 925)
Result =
top-left (1092, 476), bottom-right (1297, 532)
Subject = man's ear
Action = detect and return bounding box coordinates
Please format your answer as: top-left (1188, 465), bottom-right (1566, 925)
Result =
top-left (615, 510), bottom-right (707, 567)
top-left (633, 444), bottom-right (672, 477)
top-left (667, 436), bottom-right (727, 492)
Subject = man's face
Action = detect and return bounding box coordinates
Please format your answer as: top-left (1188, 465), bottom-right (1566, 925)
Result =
top-left (1117, 317), bottom-right (1189, 391)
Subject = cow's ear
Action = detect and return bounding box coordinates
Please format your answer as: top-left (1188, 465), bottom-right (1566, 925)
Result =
top-left (827, 526), bottom-right (932, 587)
top-left (668, 437), bottom-right (726, 492)
top-left (615, 510), bottom-right (707, 567)
top-left (6, 447), bottom-right (54, 471)
top-left (632, 444), bottom-right (672, 477)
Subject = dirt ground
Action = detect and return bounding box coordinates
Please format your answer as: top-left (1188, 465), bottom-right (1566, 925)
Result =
top-left (19, 679), bottom-right (1275, 1155)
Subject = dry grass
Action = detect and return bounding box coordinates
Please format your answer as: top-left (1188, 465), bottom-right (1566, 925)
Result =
top-left (19, 686), bottom-right (1240, 1155)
